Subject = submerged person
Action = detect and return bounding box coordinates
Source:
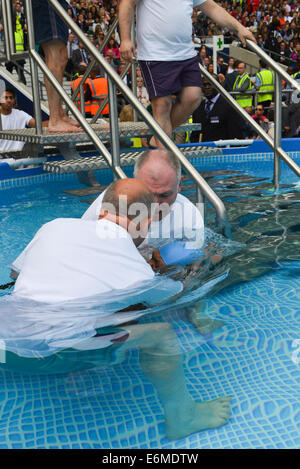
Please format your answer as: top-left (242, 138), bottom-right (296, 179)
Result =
top-left (10, 149), bottom-right (221, 334)
top-left (11, 149), bottom-right (204, 275)
top-left (8, 178), bottom-right (230, 439)
top-left (81, 149), bottom-right (222, 333)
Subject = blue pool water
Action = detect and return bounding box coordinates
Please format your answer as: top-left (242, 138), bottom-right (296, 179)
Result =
top-left (0, 151), bottom-right (300, 448)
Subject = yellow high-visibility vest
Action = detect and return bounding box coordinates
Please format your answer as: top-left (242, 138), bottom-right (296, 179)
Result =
top-left (130, 137), bottom-right (142, 147)
top-left (233, 73), bottom-right (252, 107)
top-left (14, 16), bottom-right (24, 53)
top-left (256, 69), bottom-right (274, 103)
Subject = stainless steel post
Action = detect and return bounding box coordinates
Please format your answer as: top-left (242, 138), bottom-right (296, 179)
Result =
top-left (24, 0), bottom-right (42, 134)
top-left (273, 73), bottom-right (282, 187)
top-left (108, 77), bottom-right (121, 180)
top-left (131, 13), bottom-right (138, 122)
top-left (2, 0), bottom-right (12, 60)
top-left (196, 186), bottom-right (205, 223)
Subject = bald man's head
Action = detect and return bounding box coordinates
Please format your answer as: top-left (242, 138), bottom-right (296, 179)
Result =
top-left (100, 178), bottom-right (154, 245)
top-left (134, 150), bottom-right (182, 207)
top-left (102, 178), bottom-right (154, 217)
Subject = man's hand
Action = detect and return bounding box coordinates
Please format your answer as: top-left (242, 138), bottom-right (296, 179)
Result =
top-left (120, 38), bottom-right (136, 63)
top-left (199, 0), bottom-right (257, 47)
top-left (236, 25), bottom-right (257, 47)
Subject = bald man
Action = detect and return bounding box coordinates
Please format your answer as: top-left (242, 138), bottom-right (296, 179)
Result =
top-left (9, 178), bottom-right (231, 440)
top-left (13, 179), bottom-right (155, 303)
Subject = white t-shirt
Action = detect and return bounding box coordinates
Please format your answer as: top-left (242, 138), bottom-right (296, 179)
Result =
top-left (81, 191), bottom-right (204, 260)
top-left (13, 218), bottom-right (155, 303)
top-left (136, 0), bottom-right (207, 61)
top-left (0, 109), bottom-right (33, 151)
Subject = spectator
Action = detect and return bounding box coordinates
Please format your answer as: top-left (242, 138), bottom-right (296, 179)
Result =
top-left (278, 40), bottom-right (291, 66)
top-left (94, 27), bottom-right (105, 48)
top-left (251, 104), bottom-right (270, 137)
top-left (197, 45), bottom-right (208, 66)
top-left (104, 37), bottom-right (120, 61)
top-left (70, 62), bottom-right (93, 115)
top-left (223, 59), bottom-right (239, 92)
top-left (217, 56), bottom-right (227, 75)
top-left (136, 76), bottom-right (150, 108)
top-left (291, 41), bottom-right (300, 62)
top-left (226, 57), bottom-right (235, 74)
top-left (70, 0), bottom-right (79, 19)
top-left (86, 63), bottom-right (109, 118)
top-left (0, 87), bottom-right (43, 151)
top-left (72, 40), bottom-right (90, 73)
top-left (233, 61), bottom-right (253, 108)
top-left (191, 75), bottom-right (244, 142)
top-left (65, 33), bottom-right (79, 79)
top-left (5, 1), bottom-right (27, 85)
top-left (282, 103), bottom-right (300, 137)
top-left (255, 60), bottom-right (274, 109)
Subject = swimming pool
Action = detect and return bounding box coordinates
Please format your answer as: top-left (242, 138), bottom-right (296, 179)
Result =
top-left (1, 145), bottom-right (300, 449)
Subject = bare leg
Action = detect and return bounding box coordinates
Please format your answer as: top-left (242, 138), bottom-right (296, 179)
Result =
top-left (42, 39), bottom-right (82, 133)
top-left (149, 87), bottom-right (201, 148)
top-left (185, 301), bottom-right (224, 335)
top-left (119, 322), bottom-right (231, 440)
top-left (170, 86), bottom-right (202, 129)
top-left (149, 95), bottom-right (173, 148)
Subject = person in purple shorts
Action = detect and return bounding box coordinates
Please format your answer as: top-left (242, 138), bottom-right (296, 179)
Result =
top-left (119, 0), bottom-right (256, 148)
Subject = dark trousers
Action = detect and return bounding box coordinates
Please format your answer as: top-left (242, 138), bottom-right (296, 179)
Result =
top-left (5, 59), bottom-right (26, 85)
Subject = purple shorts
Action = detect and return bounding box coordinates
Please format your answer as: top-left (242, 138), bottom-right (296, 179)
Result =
top-left (139, 56), bottom-right (202, 100)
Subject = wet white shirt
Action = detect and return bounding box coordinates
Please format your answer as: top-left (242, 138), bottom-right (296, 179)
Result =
top-left (81, 191), bottom-right (204, 260)
top-left (13, 218), bottom-right (155, 303)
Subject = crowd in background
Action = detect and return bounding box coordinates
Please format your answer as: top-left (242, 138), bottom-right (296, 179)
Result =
top-left (1, 0), bottom-right (300, 140)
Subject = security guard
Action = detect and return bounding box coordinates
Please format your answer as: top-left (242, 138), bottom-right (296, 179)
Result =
top-left (233, 62), bottom-right (253, 108)
top-left (70, 63), bottom-right (94, 116)
top-left (255, 59), bottom-right (274, 109)
top-left (291, 63), bottom-right (300, 80)
top-left (5, 2), bottom-right (27, 85)
top-left (87, 64), bottom-right (109, 117)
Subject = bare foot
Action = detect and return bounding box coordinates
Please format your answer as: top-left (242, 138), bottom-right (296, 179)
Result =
top-left (149, 135), bottom-right (158, 148)
top-left (100, 122), bottom-right (110, 131)
top-left (48, 119), bottom-right (83, 133)
top-left (62, 115), bottom-right (81, 128)
top-left (165, 397), bottom-right (231, 440)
